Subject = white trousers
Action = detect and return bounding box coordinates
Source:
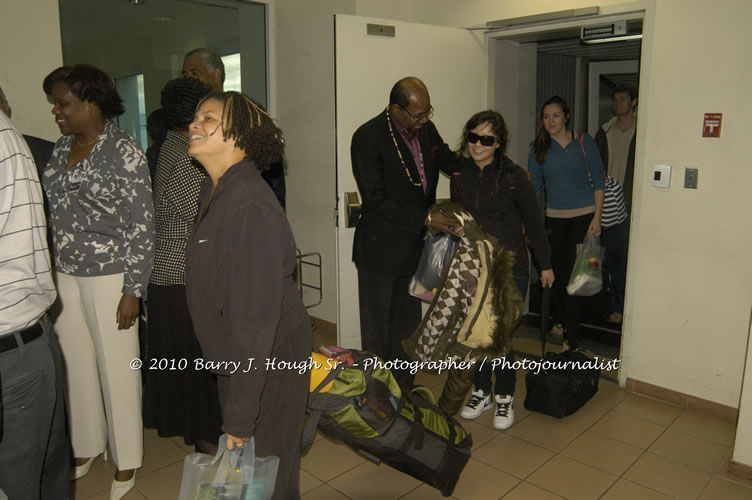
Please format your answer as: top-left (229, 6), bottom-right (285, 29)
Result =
top-left (54, 272), bottom-right (143, 470)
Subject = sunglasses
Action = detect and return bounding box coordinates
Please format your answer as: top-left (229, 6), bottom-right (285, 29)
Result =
top-left (466, 132), bottom-right (497, 147)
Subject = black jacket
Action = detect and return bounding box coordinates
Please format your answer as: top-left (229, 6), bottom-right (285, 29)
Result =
top-left (185, 160), bottom-right (310, 437)
top-left (594, 121), bottom-right (636, 206)
top-left (450, 155), bottom-right (551, 271)
top-left (351, 110), bottom-right (458, 276)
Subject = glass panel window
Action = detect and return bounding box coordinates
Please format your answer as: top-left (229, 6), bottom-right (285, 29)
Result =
top-left (115, 74), bottom-right (147, 150)
top-left (222, 53), bottom-right (242, 92)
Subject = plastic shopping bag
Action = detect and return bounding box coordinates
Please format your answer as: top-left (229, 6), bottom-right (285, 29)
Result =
top-left (178, 434), bottom-right (279, 500)
top-left (409, 232), bottom-right (460, 301)
top-left (566, 234), bottom-right (605, 297)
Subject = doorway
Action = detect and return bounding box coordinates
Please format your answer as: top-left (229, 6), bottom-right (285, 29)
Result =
top-left (57, 0), bottom-right (268, 149)
top-left (488, 13), bottom-right (643, 378)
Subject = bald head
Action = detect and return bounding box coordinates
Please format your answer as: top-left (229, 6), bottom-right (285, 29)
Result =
top-left (389, 77), bottom-right (432, 137)
top-left (389, 77), bottom-right (428, 108)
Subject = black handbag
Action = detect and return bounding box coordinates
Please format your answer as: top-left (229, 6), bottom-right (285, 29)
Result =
top-left (524, 286), bottom-right (600, 418)
top-left (523, 350), bottom-right (600, 418)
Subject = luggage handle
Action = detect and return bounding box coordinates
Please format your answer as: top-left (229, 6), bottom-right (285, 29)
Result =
top-left (300, 410), bottom-right (321, 454)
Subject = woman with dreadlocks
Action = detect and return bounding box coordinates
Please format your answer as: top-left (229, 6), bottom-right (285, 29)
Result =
top-left (451, 110), bottom-right (554, 430)
top-left (185, 92), bottom-right (311, 498)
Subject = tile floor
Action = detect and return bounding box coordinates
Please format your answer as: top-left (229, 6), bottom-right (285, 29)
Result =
top-left (71, 368), bottom-right (752, 500)
top-left (71, 319), bottom-right (751, 499)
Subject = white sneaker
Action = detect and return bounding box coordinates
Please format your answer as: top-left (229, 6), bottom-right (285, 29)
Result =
top-left (459, 389), bottom-right (492, 419)
top-left (493, 394), bottom-right (515, 430)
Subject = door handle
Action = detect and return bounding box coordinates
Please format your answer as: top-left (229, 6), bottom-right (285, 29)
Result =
top-left (344, 191), bottom-right (361, 228)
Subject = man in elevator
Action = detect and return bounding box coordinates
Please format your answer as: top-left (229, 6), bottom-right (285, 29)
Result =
top-left (595, 85), bottom-right (637, 325)
top-left (350, 76), bottom-right (461, 387)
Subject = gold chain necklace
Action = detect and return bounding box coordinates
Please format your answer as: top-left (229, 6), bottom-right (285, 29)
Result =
top-left (75, 123), bottom-right (106, 147)
top-left (386, 107), bottom-right (423, 188)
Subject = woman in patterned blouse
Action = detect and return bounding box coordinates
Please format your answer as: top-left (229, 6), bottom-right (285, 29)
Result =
top-left (42, 64), bottom-right (153, 500)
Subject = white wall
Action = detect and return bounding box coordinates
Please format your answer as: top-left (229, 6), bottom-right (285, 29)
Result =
top-left (274, 0), bottom-right (752, 414)
top-left (733, 318), bottom-right (752, 466)
top-left (271, 0), bottom-right (355, 321)
top-left (623, 0), bottom-right (752, 408)
top-left (2, 0), bottom-right (63, 140)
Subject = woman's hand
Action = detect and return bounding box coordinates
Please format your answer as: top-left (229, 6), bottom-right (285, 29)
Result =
top-left (427, 210), bottom-right (464, 237)
top-left (226, 433), bottom-right (250, 451)
top-left (540, 269), bottom-right (555, 288)
top-left (587, 217), bottom-right (602, 237)
top-left (116, 294), bottom-right (140, 330)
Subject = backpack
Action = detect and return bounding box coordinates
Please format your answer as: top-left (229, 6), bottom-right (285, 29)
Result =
top-left (301, 349), bottom-right (472, 497)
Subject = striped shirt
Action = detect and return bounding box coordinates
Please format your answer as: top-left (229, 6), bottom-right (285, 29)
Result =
top-left (601, 176), bottom-right (628, 228)
top-left (150, 130), bottom-right (207, 285)
top-left (0, 111), bottom-right (56, 334)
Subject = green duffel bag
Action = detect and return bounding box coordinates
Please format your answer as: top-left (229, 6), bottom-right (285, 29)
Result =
top-left (301, 348), bottom-right (472, 497)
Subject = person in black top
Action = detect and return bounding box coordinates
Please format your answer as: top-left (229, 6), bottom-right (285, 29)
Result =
top-left (143, 77), bottom-right (222, 456)
top-left (451, 110), bottom-right (554, 430)
top-left (185, 91), bottom-right (310, 499)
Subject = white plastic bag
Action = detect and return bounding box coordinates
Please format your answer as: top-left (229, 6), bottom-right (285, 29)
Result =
top-left (566, 234), bottom-right (605, 296)
top-left (178, 434), bottom-right (279, 500)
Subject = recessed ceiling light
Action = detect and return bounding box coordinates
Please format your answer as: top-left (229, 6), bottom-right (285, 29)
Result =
top-left (129, 0), bottom-right (146, 5)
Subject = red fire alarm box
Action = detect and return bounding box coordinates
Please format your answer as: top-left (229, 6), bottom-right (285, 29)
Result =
top-left (703, 113), bottom-right (722, 138)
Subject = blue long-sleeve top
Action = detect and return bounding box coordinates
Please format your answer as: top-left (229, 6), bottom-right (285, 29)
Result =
top-left (528, 132), bottom-right (605, 211)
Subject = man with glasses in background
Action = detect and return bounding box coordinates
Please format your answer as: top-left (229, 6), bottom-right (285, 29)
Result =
top-left (182, 48), bottom-right (287, 209)
top-left (350, 76), bottom-right (461, 388)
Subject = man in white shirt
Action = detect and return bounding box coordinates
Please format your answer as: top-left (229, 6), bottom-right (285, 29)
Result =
top-left (0, 110), bottom-right (69, 499)
top-left (594, 86), bottom-right (637, 325)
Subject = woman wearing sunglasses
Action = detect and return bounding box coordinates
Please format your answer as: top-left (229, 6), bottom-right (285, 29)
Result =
top-left (528, 96), bottom-right (605, 351)
top-left (451, 110), bottom-right (553, 429)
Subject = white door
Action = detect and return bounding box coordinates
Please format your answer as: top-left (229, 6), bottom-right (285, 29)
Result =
top-left (335, 15), bottom-right (486, 348)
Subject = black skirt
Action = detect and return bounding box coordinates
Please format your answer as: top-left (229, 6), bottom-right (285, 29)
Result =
top-left (143, 283), bottom-right (222, 445)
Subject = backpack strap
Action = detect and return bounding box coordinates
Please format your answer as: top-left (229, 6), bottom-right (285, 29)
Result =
top-left (300, 357), bottom-right (348, 453)
top-left (300, 410), bottom-right (322, 454)
top-left (578, 133), bottom-right (594, 189)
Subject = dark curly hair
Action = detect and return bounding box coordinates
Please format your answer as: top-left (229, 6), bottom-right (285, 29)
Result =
top-left (43, 64), bottom-right (124, 119)
top-left (533, 95), bottom-right (570, 165)
top-left (458, 109), bottom-right (508, 157)
top-left (197, 91), bottom-right (284, 172)
top-left (161, 77), bottom-right (212, 131)
top-left (458, 110), bottom-right (511, 196)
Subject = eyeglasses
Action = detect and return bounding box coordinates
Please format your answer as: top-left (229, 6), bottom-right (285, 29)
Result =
top-left (466, 132), bottom-right (497, 147)
top-left (401, 105), bottom-right (434, 123)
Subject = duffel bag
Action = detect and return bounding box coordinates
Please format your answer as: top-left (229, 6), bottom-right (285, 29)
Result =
top-left (302, 348), bottom-right (472, 497)
top-left (524, 350), bottom-right (600, 418)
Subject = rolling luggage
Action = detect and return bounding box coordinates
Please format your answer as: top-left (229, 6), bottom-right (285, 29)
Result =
top-left (302, 348), bottom-right (472, 497)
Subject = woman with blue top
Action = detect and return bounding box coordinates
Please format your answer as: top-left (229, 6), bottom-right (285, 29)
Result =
top-left (528, 96), bottom-right (604, 351)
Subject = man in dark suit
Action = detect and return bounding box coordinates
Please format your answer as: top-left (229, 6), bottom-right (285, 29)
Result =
top-left (351, 77), bottom-right (461, 387)
top-left (0, 86), bottom-right (54, 179)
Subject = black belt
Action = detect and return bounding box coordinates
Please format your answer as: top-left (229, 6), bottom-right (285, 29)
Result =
top-left (0, 321), bottom-right (44, 354)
